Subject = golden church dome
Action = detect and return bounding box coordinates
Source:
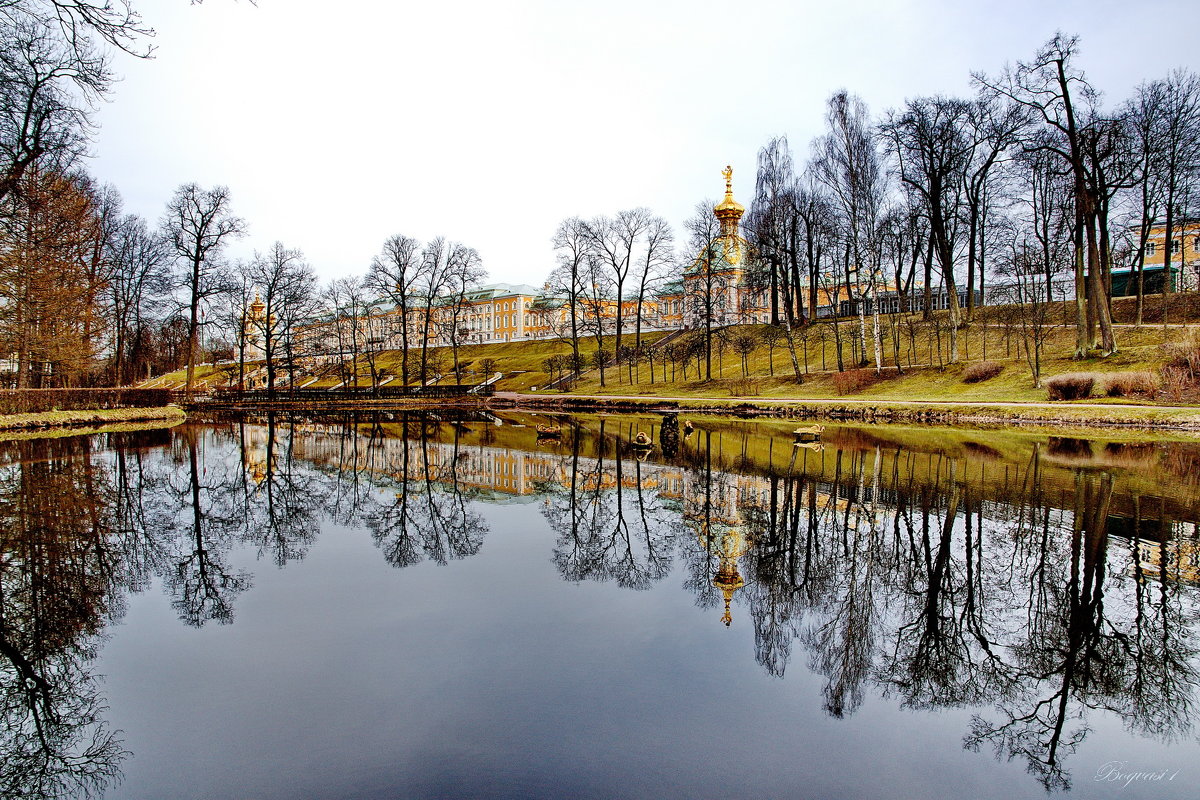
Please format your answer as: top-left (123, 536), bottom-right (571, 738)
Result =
top-left (712, 165), bottom-right (745, 225)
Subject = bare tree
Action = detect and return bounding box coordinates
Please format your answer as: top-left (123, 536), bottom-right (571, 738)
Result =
top-left (577, 250), bottom-right (615, 387)
top-left (106, 211), bottom-right (169, 384)
top-left (323, 275), bottom-right (369, 389)
top-left (585, 208), bottom-right (652, 380)
top-left (1014, 138), bottom-right (1075, 304)
top-left (162, 183), bottom-right (245, 394)
top-left (880, 95), bottom-right (973, 361)
top-left (548, 216), bottom-right (592, 367)
top-left (814, 90), bottom-right (888, 370)
top-left (975, 33), bottom-right (1116, 356)
top-left (998, 237), bottom-right (1058, 386)
top-left (964, 94), bottom-right (1029, 316)
top-left (367, 234), bottom-right (422, 388)
top-left (212, 258), bottom-right (254, 389)
top-left (684, 199), bottom-right (728, 379)
top-left (433, 242), bottom-right (485, 382)
top-left (0, 17), bottom-right (99, 205)
top-left (746, 136), bottom-right (806, 382)
top-left (1127, 70), bottom-right (1200, 324)
top-left (632, 213), bottom-right (673, 347)
top-left (248, 242), bottom-right (316, 398)
top-left (417, 237), bottom-right (480, 383)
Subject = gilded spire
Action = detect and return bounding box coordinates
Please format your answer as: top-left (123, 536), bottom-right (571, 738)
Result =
top-left (713, 164), bottom-right (745, 237)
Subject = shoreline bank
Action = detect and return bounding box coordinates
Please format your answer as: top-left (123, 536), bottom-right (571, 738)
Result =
top-left (489, 392), bottom-right (1200, 432)
top-left (183, 392), bottom-right (1200, 431)
top-left (0, 406), bottom-right (187, 433)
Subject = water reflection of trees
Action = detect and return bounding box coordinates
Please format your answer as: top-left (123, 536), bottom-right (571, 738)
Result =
top-left (735, 442), bottom-right (1199, 791)
top-left (541, 418), bottom-right (675, 589)
top-left (526, 420), bottom-right (1200, 787)
top-left (0, 437), bottom-right (129, 799)
top-left (358, 419), bottom-right (487, 568)
top-left (2, 414), bottom-right (1199, 796)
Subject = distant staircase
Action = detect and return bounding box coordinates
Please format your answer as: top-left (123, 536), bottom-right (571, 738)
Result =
top-left (468, 372), bottom-right (504, 394)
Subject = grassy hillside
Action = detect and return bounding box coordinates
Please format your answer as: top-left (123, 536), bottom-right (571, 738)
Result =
top-left (139, 295), bottom-right (1200, 405)
top-left (140, 331), bottom-right (672, 394)
top-left (564, 317), bottom-right (1199, 405)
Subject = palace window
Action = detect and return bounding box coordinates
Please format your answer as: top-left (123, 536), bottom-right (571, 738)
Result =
top-left (1146, 242), bottom-right (1157, 256)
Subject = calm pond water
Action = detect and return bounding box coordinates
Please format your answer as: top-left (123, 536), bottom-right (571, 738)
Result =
top-left (2, 411), bottom-right (1199, 799)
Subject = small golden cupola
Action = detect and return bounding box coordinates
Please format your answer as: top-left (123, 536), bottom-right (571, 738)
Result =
top-left (712, 165), bottom-right (745, 237)
top-left (249, 293), bottom-right (266, 320)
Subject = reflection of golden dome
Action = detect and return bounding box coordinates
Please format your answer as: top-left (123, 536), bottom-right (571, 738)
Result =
top-left (696, 520), bottom-right (751, 626)
top-left (713, 165), bottom-right (745, 230)
top-left (715, 558), bottom-right (745, 627)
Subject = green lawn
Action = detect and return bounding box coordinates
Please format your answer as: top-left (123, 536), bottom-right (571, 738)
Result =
top-left (137, 298), bottom-right (1200, 407)
top-left (561, 316), bottom-right (1197, 405)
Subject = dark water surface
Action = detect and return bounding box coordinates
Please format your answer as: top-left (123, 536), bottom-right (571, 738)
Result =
top-left (3, 412), bottom-right (1199, 799)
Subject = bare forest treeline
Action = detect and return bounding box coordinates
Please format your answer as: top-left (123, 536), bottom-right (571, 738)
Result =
top-left (548, 34), bottom-right (1200, 389)
top-left (743, 34), bottom-right (1199, 385)
top-left (2, 13), bottom-right (1197, 390)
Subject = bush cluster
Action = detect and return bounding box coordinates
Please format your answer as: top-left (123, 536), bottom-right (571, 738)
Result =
top-left (0, 389), bottom-right (174, 416)
top-left (1102, 371), bottom-right (1159, 398)
top-left (1158, 335), bottom-right (1200, 401)
top-left (1163, 335), bottom-right (1200, 379)
top-left (727, 378), bottom-right (761, 396)
top-left (1045, 373), bottom-right (1097, 401)
top-left (832, 368), bottom-right (878, 395)
top-left (962, 361), bottom-right (1003, 383)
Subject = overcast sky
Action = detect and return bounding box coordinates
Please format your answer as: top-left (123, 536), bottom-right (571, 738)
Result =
top-left (90, 0), bottom-right (1199, 287)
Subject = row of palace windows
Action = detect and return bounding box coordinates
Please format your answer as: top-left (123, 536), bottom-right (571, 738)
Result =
top-left (1146, 237), bottom-right (1200, 257)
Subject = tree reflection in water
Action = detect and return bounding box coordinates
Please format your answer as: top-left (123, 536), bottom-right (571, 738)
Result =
top-left (0, 414), bottom-right (1198, 796)
top-left (0, 437), bottom-right (129, 799)
top-left (542, 418), bottom-right (675, 589)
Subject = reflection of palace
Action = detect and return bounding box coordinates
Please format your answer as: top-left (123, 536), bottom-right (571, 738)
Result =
top-left (290, 429), bottom-right (801, 520)
top-left (1133, 534), bottom-right (1200, 587)
top-left (286, 427), bottom-right (879, 625)
top-left (5, 419), bottom-right (1200, 799)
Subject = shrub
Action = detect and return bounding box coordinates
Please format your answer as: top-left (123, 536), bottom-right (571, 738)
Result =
top-left (1102, 371), bottom-right (1159, 398)
top-left (727, 378), bottom-right (761, 396)
top-left (1045, 372), bottom-right (1098, 401)
top-left (962, 361), bottom-right (1003, 384)
top-left (1162, 334), bottom-right (1200, 381)
top-left (1159, 335), bottom-right (1200, 401)
top-left (832, 368), bottom-right (878, 395)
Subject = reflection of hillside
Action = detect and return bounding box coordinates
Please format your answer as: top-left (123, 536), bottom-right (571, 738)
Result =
top-left (285, 424), bottom-right (876, 529)
top-left (2, 415), bottom-right (1199, 797)
top-left (262, 413), bottom-right (1200, 790)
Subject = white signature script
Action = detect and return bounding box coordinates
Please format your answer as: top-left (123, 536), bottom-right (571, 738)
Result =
top-left (1094, 761), bottom-right (1180, 787)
